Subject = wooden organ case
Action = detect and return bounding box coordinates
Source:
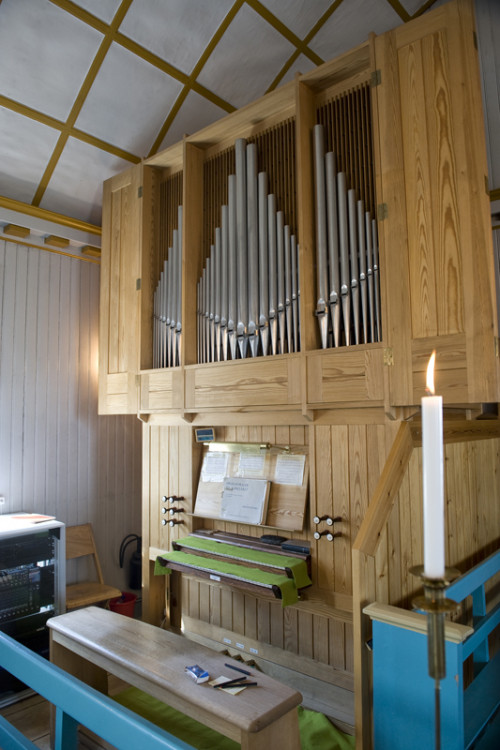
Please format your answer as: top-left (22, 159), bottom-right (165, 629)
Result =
top-left (98, 1), bottom-right (499, 746)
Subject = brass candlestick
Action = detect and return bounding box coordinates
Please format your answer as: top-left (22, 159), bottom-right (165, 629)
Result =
top-left (410, 565), bottom-right (459, 750)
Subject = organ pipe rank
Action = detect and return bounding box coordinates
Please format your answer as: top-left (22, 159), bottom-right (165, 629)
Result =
top-left (198, 137), bottom-right (300, 363)
top-left (313, 123), bottom-right (381, 349)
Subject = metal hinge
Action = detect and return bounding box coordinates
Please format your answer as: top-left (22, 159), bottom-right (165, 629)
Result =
top-left (370, 69), bottom-right (382, 87)
top-left (473, 31), bottom-right (478, 50)
top-left (136, 278), bottom-right (141, 290)
top-left (377, 203), bottom-right (388, 221)
top-left (138, 186), bottom-right (143, 198)
top-left (384, 347), bottom-right (394, 366)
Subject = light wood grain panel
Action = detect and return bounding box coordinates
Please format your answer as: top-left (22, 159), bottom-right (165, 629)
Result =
top-left (183, 142), bottom-right (204, 366)
top-left (421, 30), bottom-right (463, 336)
top-left (397, 468), bottom-right (412, 606)
top-left (297, 610), bottom-right (313, 660)
top-left (372, 29), bottom-right (413, 406)
top-left (99, 166), bottom-right (142, 414)
top-left (313, 426), bottom-right (334, 590)
top-left (329, 618), bottom-right (345, 671)
top-left (295, 80), bottom-right (319, 352)
top-left (140, 369), bottom-right (184, 411)
top-left (398, 39), bottom-right (437, 339)
top-left (186, 357), bottom-right (301, 409)
top-left (352, 549), bottom-right (376, 750)
top-left (257, 599), bottom-right (271, 644)
top-left (332, 425), bottom-right (350, 595)
top-left (349, 426), bottom-right (369, 545)
top-left (283, 606), bottom-right (298, 655)
top-left (306, 347), bottom-right (385, 405)
top-left (313, 614), bottom-right (329, 663)
top-left (449, 0), bottom-right (499, 401)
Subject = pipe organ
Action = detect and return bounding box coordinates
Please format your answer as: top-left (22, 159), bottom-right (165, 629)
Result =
top-left (150, 81), bottom-right (382, 367)
top-left (99, 3), bottom-right (499, 746)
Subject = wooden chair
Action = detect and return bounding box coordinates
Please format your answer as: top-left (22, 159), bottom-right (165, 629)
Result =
top-left (65, 523), bottom-right (122, 610)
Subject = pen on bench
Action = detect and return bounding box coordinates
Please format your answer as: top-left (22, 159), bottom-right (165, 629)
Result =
top-left (216, 681), bottom-right (258, 690)
top-left (213, 677), bottom-right (248, 689)
top-left (224, 663), bottom-right (251, 676)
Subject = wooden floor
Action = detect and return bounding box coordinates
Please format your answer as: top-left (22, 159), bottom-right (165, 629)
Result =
top-left (0, 675), bottom-right (128, 750)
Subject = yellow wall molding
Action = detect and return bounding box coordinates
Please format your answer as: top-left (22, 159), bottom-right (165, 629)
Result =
top-left (0, 195), bottom-right (101, 236)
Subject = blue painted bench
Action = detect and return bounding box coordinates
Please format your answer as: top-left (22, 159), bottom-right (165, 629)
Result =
top-left (364, 548), bottom-right (500, 750)
top-left (0, 629), bottom-right (196, 750)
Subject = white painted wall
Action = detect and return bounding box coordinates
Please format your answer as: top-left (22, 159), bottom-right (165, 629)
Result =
top-left (0, 238), bottom-right (142, 592)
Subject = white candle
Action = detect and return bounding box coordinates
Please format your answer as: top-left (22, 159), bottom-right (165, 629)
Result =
top-left (422, 351), bottom-right (445, 578)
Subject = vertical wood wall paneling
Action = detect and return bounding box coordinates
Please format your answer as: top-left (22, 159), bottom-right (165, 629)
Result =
top-left (372, 435), bottom-right (500, 611)
top-left (0, 239), bottom-right (142, 591)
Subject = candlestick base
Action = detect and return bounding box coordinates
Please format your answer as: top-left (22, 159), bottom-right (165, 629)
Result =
top-left (410, 565), bottom-right (460, 616)
top-left (410, 565), bottom-right (460, 750)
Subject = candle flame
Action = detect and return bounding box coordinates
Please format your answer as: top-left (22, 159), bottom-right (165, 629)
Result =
top-left (426, 351), bottom-right (436, 395)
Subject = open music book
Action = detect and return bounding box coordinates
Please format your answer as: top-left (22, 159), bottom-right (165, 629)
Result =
top-left (220, 477), bottom-right (271, 525)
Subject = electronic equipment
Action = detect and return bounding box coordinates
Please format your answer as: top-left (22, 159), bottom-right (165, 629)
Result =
top-left (0, 516), bottom-right (64, 706)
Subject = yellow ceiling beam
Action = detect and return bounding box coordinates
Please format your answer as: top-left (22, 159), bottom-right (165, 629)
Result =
top-left (33, 0), bottom-right (135, 207)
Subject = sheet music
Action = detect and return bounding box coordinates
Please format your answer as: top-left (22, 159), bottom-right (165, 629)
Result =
top-left (274, 454), bottom-right (305, 485)
top-left (201, 451), bottom-right (229, 482)
top-left (220, 477), bottom-right (270, 524)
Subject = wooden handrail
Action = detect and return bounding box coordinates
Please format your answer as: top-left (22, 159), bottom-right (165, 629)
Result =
top-left (0, 631), bottom-right (195, 750)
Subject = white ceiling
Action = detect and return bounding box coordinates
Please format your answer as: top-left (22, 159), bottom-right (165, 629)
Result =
top-left (0, 0), bottom-right (497, 232)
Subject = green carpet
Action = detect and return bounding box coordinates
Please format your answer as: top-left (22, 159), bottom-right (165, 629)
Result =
top-left (114, 687), bottom-right (355, 750)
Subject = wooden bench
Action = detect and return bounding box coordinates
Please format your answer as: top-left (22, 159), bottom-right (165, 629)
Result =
top-left (48, 606), bottom-right (302, 750)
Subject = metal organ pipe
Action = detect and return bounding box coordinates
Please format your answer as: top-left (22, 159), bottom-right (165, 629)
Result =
top-left (235, 138), bottom-right (248, 359)
top-left (348, 188), bottom-right (360, 345)
top-left (246, 142), bottom-right (259, 357)
top-left (258, 171), bottom-right (269, 356)
top-left (227, 174), bottom-right (237, 361)
top-left (357, 200), bottom-right (368, 344)
top-left (220, 204), bottom-right (229, 362)
top-left (313, 124), bottom-right (329, 349)
top-left (267, 193), bottom-right (278, 356)
top-left (325, 151), bottom-right (340, 347)
top-left (276, 210), bottom-right (286, 355)
top-left (337, 171), bottom-right (350, 347)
